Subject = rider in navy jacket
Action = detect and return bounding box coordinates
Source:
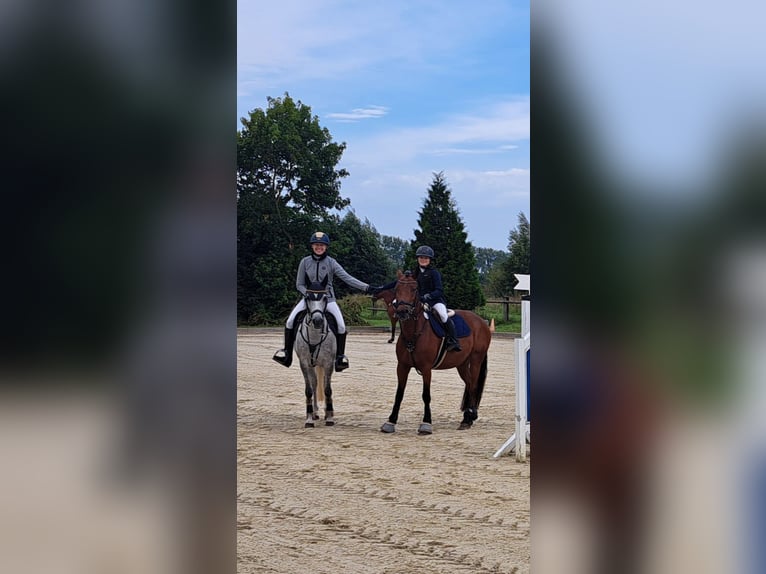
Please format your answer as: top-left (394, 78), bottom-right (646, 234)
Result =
top-left (373, 245), bottom-right (461, 352)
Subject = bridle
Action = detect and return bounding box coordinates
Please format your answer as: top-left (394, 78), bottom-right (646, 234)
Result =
top-left (305, 287), bottom-right (329, 326)
top-left (393, 279), bottom-right (421, 319)
top-left (301, 287), bottom-right (330, 365)
top-left (393, 278), bottom-right (426, 357)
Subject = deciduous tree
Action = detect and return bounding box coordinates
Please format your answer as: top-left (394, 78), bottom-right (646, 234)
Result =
top-left (237, 93), bottom-right (350, 323)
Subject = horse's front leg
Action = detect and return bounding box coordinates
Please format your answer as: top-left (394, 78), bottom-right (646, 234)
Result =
top-left (323, 371), bottom-right (334, 426)
top-left (388, 319), bottom-right (396, 344)
top-left (381, 361), bottom-right (410, 433)
top-left (418, 368), bottom-right (433, 435)
top-left (300, 363), bottom-right (317, 428)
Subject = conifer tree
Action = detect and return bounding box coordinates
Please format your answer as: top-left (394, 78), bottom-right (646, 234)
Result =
top-left (407, 172), bottom-right (485, 310)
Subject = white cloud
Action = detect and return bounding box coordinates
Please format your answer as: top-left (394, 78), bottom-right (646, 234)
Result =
top-left (341, 96), bottom-right (529, 168)
top-left (237, 0), bottom-right (520, 97)
top-left (431, 145), bottom-right (520, 156)
top-left (325, 106), bottom-right (389, 122)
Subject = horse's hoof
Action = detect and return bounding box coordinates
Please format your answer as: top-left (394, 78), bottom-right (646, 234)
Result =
top-left (325, 420), bottom-right (335, 426)
top-left (305, 422), bottom-right (315, 428)
top-left (380, 422), bottom-right (396, 433)
top-left (457, 422), bottom-right (472, 430)
top-left (313, 413), bottom-right (320, 420)
top-left (417, 423), bottom-right (433, 435)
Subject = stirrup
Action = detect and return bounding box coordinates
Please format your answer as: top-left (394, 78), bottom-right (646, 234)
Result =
top-left (446, 339), bottom-right (462, 352)
top-left (335, 355), bottom-right (349, 372)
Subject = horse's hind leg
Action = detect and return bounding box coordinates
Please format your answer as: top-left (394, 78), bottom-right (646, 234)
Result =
top-left (457, 359), bottom-right (480, 430)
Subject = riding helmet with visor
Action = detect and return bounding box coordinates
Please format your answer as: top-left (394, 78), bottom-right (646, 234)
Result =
top-left (415, 245), bottom-right (435, 259)
top-left (310, 231), bottom-right (330, 246)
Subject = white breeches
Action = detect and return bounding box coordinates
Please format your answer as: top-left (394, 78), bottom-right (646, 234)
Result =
top-left (431, 302), bottom-right (448, 323)
top-left (286, 300), bottom-right (346, 333)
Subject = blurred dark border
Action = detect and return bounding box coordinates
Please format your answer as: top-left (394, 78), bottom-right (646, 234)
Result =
top-left (532, 3), bottom-right (766, 573)
top-left (0, 1), bottom-right (235, 573)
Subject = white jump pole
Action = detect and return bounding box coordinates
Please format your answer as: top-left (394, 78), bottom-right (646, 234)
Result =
top-left (493, 298), bottom-right (530, 460)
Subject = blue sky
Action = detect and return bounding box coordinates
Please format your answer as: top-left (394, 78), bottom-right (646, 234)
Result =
top-left (237, 0), bottom-right (529, 251)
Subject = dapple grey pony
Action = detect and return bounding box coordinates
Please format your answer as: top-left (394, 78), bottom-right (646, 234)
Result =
top-left (294, 276), bottom-right (337, 427)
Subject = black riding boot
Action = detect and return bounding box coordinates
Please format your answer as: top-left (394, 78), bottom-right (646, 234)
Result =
top-left (444, 318), bottom-right (462, 352)
top-left (272, 326), bottom-right (296, 367)
top-left (335, 331), bottom-right (349, 372)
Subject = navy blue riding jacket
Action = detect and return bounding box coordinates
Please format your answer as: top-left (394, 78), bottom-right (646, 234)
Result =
top-left (379, 266), bottom-right (447, 305)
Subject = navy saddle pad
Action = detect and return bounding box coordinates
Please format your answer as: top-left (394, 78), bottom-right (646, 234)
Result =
top-left (427, 312), bottom-right (470, 338)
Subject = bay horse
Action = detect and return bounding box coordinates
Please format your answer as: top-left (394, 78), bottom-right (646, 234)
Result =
top-left (294, 276), bottom-right (337, 427)
top-left (371, 287), bottom-right (398, 343)
top-left (381, 271), bottom-right (492, 434)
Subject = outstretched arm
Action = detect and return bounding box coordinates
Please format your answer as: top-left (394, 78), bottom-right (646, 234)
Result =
top-left (331, 260), bottom-right (369, 292)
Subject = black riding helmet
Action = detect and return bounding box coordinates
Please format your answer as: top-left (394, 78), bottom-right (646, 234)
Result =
top-left (415, 245), bottom-right (434, 259)
top-left (310, 231), bottom-right (330, 245)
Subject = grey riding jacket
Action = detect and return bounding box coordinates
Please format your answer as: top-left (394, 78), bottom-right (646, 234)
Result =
top-left (296, 254), bottom-right (369, 302)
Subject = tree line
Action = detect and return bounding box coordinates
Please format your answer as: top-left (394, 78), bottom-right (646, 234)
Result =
top-left (237, 93), bottom-right (529, 325)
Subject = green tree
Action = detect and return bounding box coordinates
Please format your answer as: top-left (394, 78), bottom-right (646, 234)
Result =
top-left (474, 247), bottom-right (509, 285)
top-left (237, 93), bottom-right (350, 323)
top-left (329, 211), bottom-right (392, 297)
top-left (489, 212), bottom-right (530, 296)
top-left (507, 211), bottom-right (530, 274)
top-left (380, 235), bottom-right (409, 270)
top-left (406, 172), bottom-right (485, 310)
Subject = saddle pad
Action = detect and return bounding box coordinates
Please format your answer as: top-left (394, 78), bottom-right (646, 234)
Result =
top-left (427, 312), bottom-right (471, 338)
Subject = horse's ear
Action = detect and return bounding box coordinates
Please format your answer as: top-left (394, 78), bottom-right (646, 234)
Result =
top-left (396, 269), bottom-right (404, 279)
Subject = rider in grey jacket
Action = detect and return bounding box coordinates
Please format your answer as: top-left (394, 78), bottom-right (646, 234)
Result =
top-left (272, 231), bottom-right (372, 371)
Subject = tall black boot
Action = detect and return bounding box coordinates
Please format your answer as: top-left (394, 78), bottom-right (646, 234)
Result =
top-left (272, 326), bottom-right (296, 367)
top-left (444, 318), bottom-right (462, 352)
top-left (335, 331), bottom-right (349, 372)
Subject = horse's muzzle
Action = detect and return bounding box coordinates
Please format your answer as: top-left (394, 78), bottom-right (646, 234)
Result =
top-left (394, 301), bottom-right (416, 321)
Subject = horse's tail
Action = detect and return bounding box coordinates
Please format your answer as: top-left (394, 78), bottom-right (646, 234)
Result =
top-left (461, 354), bottom-right (488, 411)
top-left (315, 366), bottom-right (326, 403)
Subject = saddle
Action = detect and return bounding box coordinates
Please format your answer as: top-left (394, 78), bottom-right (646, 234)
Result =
top-left (296, 309), bottom-right (338, 334)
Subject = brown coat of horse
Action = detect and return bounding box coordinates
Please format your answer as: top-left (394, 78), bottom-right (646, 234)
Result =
top-left (371, 287), bottom-right (398, 343)
top-left (381, 271), bottom-right (493, 434)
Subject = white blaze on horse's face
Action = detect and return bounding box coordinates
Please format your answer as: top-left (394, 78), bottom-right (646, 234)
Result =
top-left (306, 289), bottom-right (328, 329)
